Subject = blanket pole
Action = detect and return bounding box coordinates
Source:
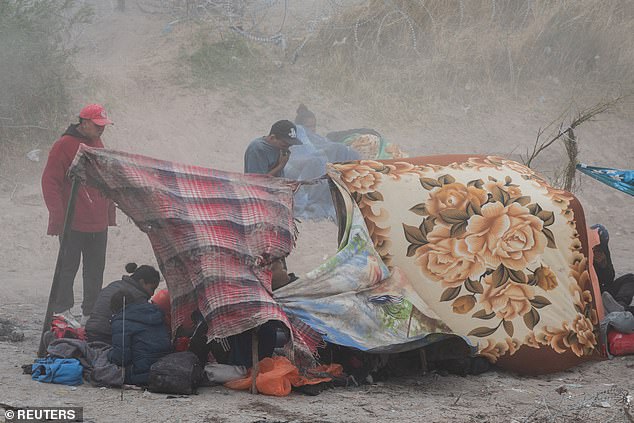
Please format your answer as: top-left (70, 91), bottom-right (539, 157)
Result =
top-left (250, 328), bottom-right (259, 394)
top-left (37, 177), bottom-right (80, 357)
top-left (419, 348), bottom-right (428, 374)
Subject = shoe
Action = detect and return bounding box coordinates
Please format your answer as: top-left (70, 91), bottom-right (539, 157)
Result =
top-left (53, 310), bottom-right (81, 329)
top-left (80, 315), bottom-right (90, 326)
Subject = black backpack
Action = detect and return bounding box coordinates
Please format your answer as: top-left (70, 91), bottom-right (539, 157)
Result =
top-left (147, 351), bottom-right (203, 395)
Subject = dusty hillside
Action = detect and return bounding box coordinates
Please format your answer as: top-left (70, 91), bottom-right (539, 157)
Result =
top-left (0, 1), bottom-right (633, 422)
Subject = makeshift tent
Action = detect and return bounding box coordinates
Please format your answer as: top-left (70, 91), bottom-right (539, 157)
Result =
top-left (68, 146), bottom-right (322, 363)
top-left (68, 148), bottom-right (604, 374)
top-left (282, 155), bottom-right (604, 374)
top-left (576, 163), bottom-right (634, 196)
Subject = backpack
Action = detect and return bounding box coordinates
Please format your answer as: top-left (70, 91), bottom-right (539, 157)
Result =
top-left (147, 351), bottom-right (203, 395)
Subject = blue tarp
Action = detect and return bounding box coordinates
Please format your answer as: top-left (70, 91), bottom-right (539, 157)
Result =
top-left (577, 163), bottom-right (634, 196)
top-left (286, 125), bottom-right (360, 221)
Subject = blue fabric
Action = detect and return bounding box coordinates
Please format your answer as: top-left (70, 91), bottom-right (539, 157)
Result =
top-left (286, 126), bottom-right (360, 221)
top-left (577, 164), bottom-right (634, 196)
top-left (32, 357), bottom-right (83, 386)
top-left (109, 302), bottom-right (172, 385)
top-left (275, 200), bottom-right (469, 354)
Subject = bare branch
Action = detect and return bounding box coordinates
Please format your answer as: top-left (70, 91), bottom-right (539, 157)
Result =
top-left (522, 95), bottom-right (625, 168)
top-left (521, 105), bottom-right (571, 166)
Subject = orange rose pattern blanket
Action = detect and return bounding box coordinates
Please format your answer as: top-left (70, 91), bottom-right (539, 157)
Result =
top-left (328, 155), bottom-right (602, 372)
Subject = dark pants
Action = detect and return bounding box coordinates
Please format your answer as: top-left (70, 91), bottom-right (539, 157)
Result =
top-left (53, 230), bottom-right (107, 316)
top-left (226, 321), bottom-right (282, 367)
top-left (613, 274), bottom-right (634, 307)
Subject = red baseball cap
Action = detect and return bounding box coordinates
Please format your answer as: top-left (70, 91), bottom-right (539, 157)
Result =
top-left (78, 104), bottom-right (113, 126)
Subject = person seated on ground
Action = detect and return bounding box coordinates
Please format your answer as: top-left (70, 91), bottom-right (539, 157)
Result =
top-left (108, 290), bottom-right (172, 386)
top-left (592, 224), bottom-right (616, 291)
top-left (185, 259), bottom-right (294, 367)
top-left (289, 104), bottom-right (361, 221)
top-left (295, 103), bottom-right (317, 134)
top-left (85, 263), bottom-right (160, 344)
top-left (602, 274), bottom-right (634, 314)
top-left (293, 104), bottom-right (360, 164)
top-left (220, 259), bottom-right (293, 367)
top-left (222, 321), bottom-right (287, 368)
top-left (271, 258), bottom-right (296, 291)
top-left (591, 224), bottom-right (634, 314)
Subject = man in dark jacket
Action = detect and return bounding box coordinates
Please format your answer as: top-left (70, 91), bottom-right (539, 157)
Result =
top-left (41, 104), bottom-right (117, 324)
top-left (108, 297), bottom-right (172, 386)
top-left (85, 263), bottom-right (160, 344)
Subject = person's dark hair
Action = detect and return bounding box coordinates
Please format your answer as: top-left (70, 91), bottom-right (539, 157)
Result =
top-left (295, 103), bottom-right (315, 126)
top-left (125, 262), bottom-right (160, 286)
top-left (110, 290), bottom-right (130, 314)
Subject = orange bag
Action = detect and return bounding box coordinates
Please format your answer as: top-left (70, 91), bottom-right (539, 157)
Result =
top-left (225, 356), bottom-right (298, 396)
top-left (224, 357), bottom-right (345, 396)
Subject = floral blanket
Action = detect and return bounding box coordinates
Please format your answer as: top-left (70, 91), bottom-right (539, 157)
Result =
top-left (275, 195), bottom-right (466, 353)
top-left (327, 155), bottom-right (604, 373)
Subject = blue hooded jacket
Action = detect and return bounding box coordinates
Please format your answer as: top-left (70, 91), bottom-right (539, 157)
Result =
top-left (85, 275), bottom-right (151, 344)
top-left (108, 303), bottom-right (172, 386)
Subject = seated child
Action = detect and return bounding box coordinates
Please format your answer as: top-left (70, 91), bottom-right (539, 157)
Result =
top-left (108, 290), bottom-right (172, 386)
top-left (85, 263), bottom-right (160, 344)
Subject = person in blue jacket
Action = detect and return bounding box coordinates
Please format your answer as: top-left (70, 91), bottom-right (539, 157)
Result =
top-left (85, 262), bottom-right (161, 344)
top-left (108, 290), bottom-right (172, 386)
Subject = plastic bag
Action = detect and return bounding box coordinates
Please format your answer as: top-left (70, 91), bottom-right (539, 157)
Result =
top-left (224, 356), bottom-right (344, 397)
top-left (204, 363), bottom-right (247, 384)
top-left (225, 356), bottom-right (297, 396)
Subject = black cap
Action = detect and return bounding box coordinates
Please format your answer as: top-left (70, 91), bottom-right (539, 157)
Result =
top-left (269, 120), bottom-right (302, 145)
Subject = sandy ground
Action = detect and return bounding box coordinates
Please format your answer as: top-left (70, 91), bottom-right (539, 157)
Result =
top-left (0, 2), bottom-right (633, 422)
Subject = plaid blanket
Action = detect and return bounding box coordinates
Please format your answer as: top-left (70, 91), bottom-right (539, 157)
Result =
top-left (69, 146), bottom-right (322, 359)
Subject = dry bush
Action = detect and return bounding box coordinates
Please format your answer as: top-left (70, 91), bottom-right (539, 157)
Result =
top-left (298, 0), bottom-right (634, 121)
top-left (0, 0), bottom-right (92, 168)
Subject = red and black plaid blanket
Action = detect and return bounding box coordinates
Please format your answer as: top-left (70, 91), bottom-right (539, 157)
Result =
top-left (69, 146), bottom-right (322, 359)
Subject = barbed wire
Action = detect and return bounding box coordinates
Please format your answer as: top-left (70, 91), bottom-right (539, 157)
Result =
top-left (134, 0), bottom-right (545, 63)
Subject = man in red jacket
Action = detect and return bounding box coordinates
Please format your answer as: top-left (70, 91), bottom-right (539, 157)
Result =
top-left (41, 104), bottom-right (117, 325)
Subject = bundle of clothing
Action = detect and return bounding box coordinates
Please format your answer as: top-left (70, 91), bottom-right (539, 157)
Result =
top-left (31, 297), bottom-right (173, 387)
